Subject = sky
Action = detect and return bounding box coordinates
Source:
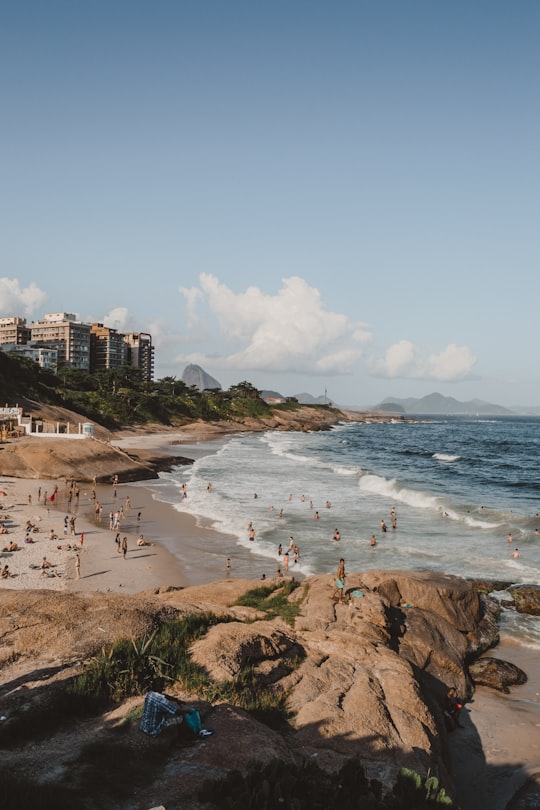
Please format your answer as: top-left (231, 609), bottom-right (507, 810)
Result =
top-left (1, 1), bottom-right (539, 408)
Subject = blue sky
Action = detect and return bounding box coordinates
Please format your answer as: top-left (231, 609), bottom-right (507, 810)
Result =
top-left (1, 1), bottom-right (539, 407)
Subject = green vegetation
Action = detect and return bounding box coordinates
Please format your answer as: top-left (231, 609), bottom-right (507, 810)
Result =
top-left (69, 612), bottom-right (222, 703)
top-left (199, 759), bottom-right (455, 809)
top-left (234, 580), bottom-right (304, 625)
top-left (0, 610), bottom-right (298, 748)
top-left (0, 351), bottom-right (295, 427)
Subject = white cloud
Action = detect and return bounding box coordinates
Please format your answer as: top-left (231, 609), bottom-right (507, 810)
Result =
top-left (424, 344), bottom-right (477, 380)
top-left (370, 340), bottom-right (477, 381)
top-left (0, 277), bottom-right (47, 317)
top-left (177, 274), bottom-right (371, 375)
top-left (178, 285), bottom-right (204, 328)
top-left (103, 307), bottom-right (131, 331)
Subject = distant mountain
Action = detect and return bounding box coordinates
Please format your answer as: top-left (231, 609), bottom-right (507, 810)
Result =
top-left (261, 389), bottom-right (286, 401)
top-left (294, 392), bottom-right (332, 406)
top-left (260, 390), bottom-right (333, 405)
top-left (181, 364), bottom-right (222, 391)
top-left (376, 392), bottom-right (514, 415)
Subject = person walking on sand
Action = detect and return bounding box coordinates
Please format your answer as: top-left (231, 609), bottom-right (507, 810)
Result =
top-left (75, 552), bottom-right (81, 580)
top-left (121, 536), bottom-right (128, 559)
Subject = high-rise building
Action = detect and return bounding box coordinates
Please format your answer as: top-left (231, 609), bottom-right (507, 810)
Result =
top-left (124, 332), bottom-right (154, 382)
top-left (30, 313), bottom-right (91, 371)
top-left (90, 324), bottom-right (129, 372)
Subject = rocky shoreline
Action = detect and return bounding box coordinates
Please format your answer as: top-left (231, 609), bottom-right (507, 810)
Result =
top-left (1, 568), bottom-right (538, 809)
top-left (0, 571), bottom-right (506, 807)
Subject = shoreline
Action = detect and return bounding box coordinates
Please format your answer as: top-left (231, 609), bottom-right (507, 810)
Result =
top-left (2, 428), bottom-right (540, 808)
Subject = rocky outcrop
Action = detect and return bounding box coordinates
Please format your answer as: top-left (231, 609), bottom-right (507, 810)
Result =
top-left (469, 657), bottom-right (528, 692)
top-left (181, 363), bottom-right (222, 391)
top-left (505, 584), bottom-right (540, 616)
top-left (0, 437), bottom-right (185, 482)
top-left (0, 571), bottom-right (505, 808)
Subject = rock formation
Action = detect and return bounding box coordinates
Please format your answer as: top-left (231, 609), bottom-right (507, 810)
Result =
top-left (181, 364), bottom-right (222, 391)
top-left (0, 570), bottom-right (505, 807)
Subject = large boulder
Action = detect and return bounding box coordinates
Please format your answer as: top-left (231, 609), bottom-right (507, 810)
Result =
top-left (189, 620), bottom-right (303, 683)
top-left (506, 585), bottom-right (540, 615)
top-left (469, 657), bottom-right (528, 693)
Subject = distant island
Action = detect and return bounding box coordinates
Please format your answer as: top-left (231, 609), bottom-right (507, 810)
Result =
top-left (373, 392), bottom-right (514, 416)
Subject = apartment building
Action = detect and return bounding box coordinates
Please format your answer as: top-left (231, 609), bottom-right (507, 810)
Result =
top-left (0, 317), bottom-right (31, 345)
top-left (90, 324), bottom-right (129, 372)
top-left (30, 313), bottom-right (91, 371)
top-left (124, 332), bottom-right (154, 382)
top-left (0, 312), bottom-right (155, 379)
top-left (0, 343), bottom-right (58, 371)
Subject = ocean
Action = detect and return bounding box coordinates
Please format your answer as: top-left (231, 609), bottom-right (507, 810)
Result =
top-left (133, 415), bottom-right (540, 649)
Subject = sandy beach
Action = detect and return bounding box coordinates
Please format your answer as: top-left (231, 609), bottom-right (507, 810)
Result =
top-left (0, 473), bottom-right (189, 593)
top-left (1, 438), bottom-right (540, 808)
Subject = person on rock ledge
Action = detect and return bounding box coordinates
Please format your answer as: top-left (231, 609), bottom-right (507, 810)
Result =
top-left (139, 677), bottom-right (213, 739)
top-left (444, 687), bottom-right (463, 731)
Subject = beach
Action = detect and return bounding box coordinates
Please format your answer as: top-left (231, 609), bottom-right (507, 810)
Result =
top-left (1, 430), bottom-right (540, 808)
top-left (0, 473), bottom-right (190, 594)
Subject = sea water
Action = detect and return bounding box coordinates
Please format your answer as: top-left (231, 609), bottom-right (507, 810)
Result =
top-left (135, 415), bottom-right (540, 649)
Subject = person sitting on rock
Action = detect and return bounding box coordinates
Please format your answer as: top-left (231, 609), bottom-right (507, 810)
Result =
top-left (139, 677), bottom-right (212, 739)
top-left (444, 687), bottom-right (463, 730)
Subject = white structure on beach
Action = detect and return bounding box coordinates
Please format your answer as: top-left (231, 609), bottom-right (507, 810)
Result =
top-left (0, 407), bottom-right (94, 440)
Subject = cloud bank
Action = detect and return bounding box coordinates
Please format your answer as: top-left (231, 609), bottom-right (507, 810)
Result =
top-left (0, 278), bottom-right (47, 318)
top-left (178, 274), bottom-right (371, 374)
top-left (176, 274), bottom-right (476, 383)
top-left (369, 340), bottom-right (477, 381)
